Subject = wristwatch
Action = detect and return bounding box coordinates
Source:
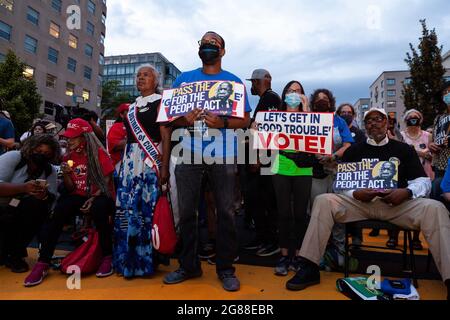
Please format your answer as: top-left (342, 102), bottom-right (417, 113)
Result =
top-left (222, 116), bottom-right (229, 129)
top-left (406, 188), bottom-right (414, 199)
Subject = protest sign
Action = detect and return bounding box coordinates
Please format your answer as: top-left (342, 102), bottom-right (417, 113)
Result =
top-left (157, 80), bottom-right (246, 122)
top-left (333, 159), bottom-right (399, 191)
top-left (433, 114), bottom-right (450, 145)
top-left (253, 111), bottom-right (334, 155)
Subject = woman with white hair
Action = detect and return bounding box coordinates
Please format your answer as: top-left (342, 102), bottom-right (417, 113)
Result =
top-left (401, 109), bottom-right (434, 179)
top-left (384, 109), bottom-right (432, 250)
top-left (113, 64), bottom-right (171, 278)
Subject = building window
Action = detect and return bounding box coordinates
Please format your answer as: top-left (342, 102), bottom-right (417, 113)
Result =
top-left (87, 0), bottom-right (96, 14)
top-left (106, 65), bottom-right (116, 75)
top-left (0, 20), bottom-right (12, 41)
top-left (100, 33), bottom-right (105, 45)
top-left (46, 74), bottom-right (57, 88)
top-left (113, 58), bottom-right (120, 64)
top-left (381, 80), bottom-right (384, 88)
top-left (27, 6), bottom-right (39, 25)
top-left (387, 101), bottom-right (396, 108)
top-left (130, 56), bottom-right (138, 63)
top-left (84, 44), bottom-right (93, 57)
top-left (387, 90), bottom-right (396, 97)
top-left (102, 12), bottom-right (106, 24)
top-left (49, 22), bottom-right (60, 38)
top-left (87, 21), bottom-right (94, 36)
top-left (48, 47), bottom-right (58, 64)
top-left (82, 89), bottom-right (90, 102)
top-left (51, 0), bottom-right (62, 12)
top-left (404, 78), bottom-right (412, 85)
top-left (0, 0), bottom-right (14, 11)
top-left (68, 34), bottom-right (78, 49)
top-left (67, 57), bottom-right (77, 72)
top-left (381, 91), bottom-right (384, 99)
top-left (117, 66), bottom-right (125, 75)
top-left (84, 66), bottom-right (92, 80)
top-left (66, 82), bottom-right (75, 96)
top-left (98, 74), bottom-right (103, 86)
top-left (0, 52), bottom-right (5, 62)
top-left (386, 79), bottom-right (396, 86)
top-left (99, 53), bottom-right (104, 65)
top-left (125, 77), bottom-right (134, 85)
top-left (125, 65), bottom-right (134, 74)
top-left (23, 65), bottom-right (34, 79)
top-left (24, 35), bottom-right (38, 54)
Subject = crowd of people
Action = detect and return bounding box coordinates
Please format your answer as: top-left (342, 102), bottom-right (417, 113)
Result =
top-left (0, 31), bottom-right (450, 299)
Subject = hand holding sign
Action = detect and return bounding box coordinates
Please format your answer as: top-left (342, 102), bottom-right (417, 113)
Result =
top-left (380, 189), bottom-right (410, 206)
top-left (204, 111), bottom-right (225, 129)
top-left (185, 108), bottom-right (204, 126)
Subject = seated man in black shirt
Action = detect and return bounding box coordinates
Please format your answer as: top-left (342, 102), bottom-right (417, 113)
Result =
top-left (285, 108), bottom-right (450, 300)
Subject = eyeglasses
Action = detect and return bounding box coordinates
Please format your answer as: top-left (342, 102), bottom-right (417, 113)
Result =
top-left (364, 116), bottom-right (385, 125)
top-left (198, 39), bottom-right (222, 48)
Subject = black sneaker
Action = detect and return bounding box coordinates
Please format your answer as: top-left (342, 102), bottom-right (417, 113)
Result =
top-left (5, 256), bottom-right (29, 273)
top-left (257, 244), bottom-right (281, 257)
top-left (289, 256), bottom-right (302, 272)
top-left (218, 272), bottom-right (240, 292)
top-left (207, 256), bottom-right (239, 265)
top-left (243, 239), bottom-right (264, 250)
top-left (286, 260), bottom-right (320, 291)
top-left (198, 243), bottom-right (216, 259)
top-left (274, 256), bottom-right (290, 276)
top-left (163, 267), bottom-right (203, 285)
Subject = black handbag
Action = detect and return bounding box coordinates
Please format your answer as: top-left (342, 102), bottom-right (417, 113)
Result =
top-left (279, 151), bottom-right (315, 168)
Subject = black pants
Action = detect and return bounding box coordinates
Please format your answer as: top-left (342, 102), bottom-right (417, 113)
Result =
top-left (38, 194), bottom-right (114, 263)
top-left (0, 197), bottom-right (50, 259)
top-left (243, 167), bottom-right (278, 244)
top-left (176, 162), bottom-right (237, 275)
top-left (272, 175), bottom-right (312, 250)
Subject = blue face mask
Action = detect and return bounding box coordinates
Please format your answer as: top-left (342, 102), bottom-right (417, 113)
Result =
top-left (285, 93), bottom-right (302, 109)
top-left (444, 93), bottom-right (450, 105)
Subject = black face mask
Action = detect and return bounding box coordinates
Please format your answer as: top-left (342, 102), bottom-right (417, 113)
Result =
top-left (198, 44), bottom-right (220, 65)
top-left (31, 153), bottom-right (49, 167)
top-left (406, 118), bottom-right (420, 127)
top-left (314, 99), bottom-right (330, 112)
top-left (341, 114), bottom-right (354, 126)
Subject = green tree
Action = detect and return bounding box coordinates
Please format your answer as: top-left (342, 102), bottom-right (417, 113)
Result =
top-left (0, 50), bottom-right (42, 135)
top-left (100, 80), bottom-right (132, 119)
top-left (403, 19), bottom-right (446, 129)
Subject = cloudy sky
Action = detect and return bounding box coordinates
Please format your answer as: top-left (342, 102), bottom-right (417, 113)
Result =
top-left (104, 0), bottom-right (450, 107)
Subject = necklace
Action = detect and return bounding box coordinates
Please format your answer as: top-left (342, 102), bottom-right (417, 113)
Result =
top-left (404, 129), bottom-right (422, 141)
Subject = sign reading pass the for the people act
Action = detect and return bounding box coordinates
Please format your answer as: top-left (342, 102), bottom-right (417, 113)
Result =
top-left (157, 80), bottom-right (246, 122)
top-left (254, 111), bottom-right (334, 155)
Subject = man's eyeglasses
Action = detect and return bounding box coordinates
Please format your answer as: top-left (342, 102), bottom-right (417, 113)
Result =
top-left (364, 116), bottom-right (385, 125)
top-left (198, 39), bottom-right (222, 48)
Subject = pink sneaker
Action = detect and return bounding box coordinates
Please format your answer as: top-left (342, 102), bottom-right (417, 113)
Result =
top-left (96, 256), bottom-right (113, 278)
top-left (24, 262), bottom-right (49, 287)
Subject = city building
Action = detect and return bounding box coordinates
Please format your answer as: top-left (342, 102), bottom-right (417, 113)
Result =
top-left (103, 52), bottom-right (181, 98)
top-left (0, 0), bottom-right (106, 119)
top-left (354, 98), bottom-right (370, 129)
top-left (368, 68), bottom-right (450, 130)
top-left (443, 50), bottom-right (450, 69)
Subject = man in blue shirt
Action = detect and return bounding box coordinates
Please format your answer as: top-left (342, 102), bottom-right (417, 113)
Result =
top-left (0, 111), bottom-right (15, 155)
top-left (163, 31), bottom-right (251, 292)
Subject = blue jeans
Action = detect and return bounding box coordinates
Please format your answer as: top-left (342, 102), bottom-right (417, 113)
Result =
top-left (175, 161), bottom-right (237, 275)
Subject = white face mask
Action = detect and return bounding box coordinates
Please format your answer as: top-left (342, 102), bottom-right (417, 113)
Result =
top-left (61, 148), bottom-right (67, 155)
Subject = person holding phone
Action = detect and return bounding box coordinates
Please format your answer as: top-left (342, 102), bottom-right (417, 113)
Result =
top-left (0, 135), bottom-right (59, 273)
top-left (24, 119), bottom-right (115, 287)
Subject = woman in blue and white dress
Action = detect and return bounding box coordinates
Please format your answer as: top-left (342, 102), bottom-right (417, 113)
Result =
top-left (113, 65), bottom-right (171, 278)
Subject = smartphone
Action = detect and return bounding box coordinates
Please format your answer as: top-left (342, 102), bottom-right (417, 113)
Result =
top-left (389, 280), bottom-right (406, 289)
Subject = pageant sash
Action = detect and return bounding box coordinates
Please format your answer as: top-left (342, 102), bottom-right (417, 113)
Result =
top-left (127, 102), bottom-right (162, 173)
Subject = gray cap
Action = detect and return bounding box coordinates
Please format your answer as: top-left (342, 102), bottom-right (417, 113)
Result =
top-left (246, 69), bottom-right (271, 81)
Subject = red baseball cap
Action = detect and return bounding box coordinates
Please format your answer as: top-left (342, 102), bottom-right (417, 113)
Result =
top-left (62, 118), bottom-right (93, 138)
top-left (117, 103), bottom-right (131, 114)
